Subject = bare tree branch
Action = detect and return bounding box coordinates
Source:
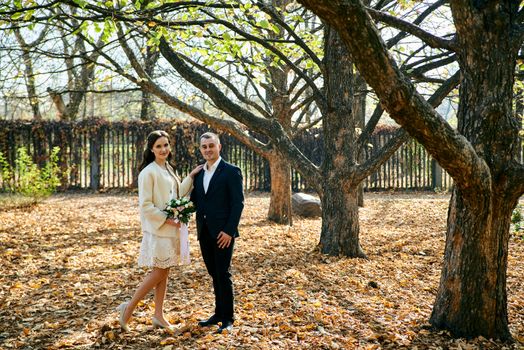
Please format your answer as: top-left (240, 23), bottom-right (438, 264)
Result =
top-left (98, 26), bottom-right (274, 158)
top-left (367, 7), bottom-right (457, 51)
top-left (255, 1), bottom-right (323, 70)
top-left (158, 37), bottom-right (323, 189)
top-left (177, 52), bottom-right (272, 118)
top-left (354, 128), bottom-right (409, 183)
top-left (198, 10), bottom-right (325, 105)
top-left (384, 0), bottom-right (448, 49)
top-left (300, 0), bottom-right (488, 191)
top-left (354, 70), bottom-right (461, 181)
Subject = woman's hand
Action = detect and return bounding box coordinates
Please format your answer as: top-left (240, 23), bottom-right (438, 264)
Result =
top-left (189, 164), bottom-right (205, 179)
top-left (165, 217), bottom-right (181, 228)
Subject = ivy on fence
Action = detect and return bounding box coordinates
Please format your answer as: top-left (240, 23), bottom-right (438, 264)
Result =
top-left (0, 119), bottom-right (453, 192)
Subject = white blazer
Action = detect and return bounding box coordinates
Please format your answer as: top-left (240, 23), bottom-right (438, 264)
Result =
top-left (138, 161), bottom-right (193, 238)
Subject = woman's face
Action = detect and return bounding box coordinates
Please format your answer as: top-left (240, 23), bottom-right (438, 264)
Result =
top-left (151, 136), bottom-right (171, 162)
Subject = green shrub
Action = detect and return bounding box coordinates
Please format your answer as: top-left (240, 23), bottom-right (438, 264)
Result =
top-left (0, 146), bottom-right (61, 198)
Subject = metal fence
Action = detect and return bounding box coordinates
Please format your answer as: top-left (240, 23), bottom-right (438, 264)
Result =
top-left (0, 119), bottom-right (455, 192)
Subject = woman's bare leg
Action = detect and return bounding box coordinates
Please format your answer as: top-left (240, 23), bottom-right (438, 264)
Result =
top-left (153, 275), bottom-right (169, 324)
top-left (123, 267), bottom-right (170, 323)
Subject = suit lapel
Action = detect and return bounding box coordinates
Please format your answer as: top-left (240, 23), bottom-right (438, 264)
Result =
top-left (205, 160), bottom-right (225, 197)
top-left (195, 168), bottom-right (205, 196)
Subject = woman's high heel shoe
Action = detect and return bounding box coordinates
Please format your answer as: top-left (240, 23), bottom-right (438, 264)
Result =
top-left (152, 316), bottom-right (175, 332)
top-left (116, 302), bottom-right (130, 332)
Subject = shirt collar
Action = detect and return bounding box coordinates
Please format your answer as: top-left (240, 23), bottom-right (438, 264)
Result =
top-left (205, 156), bottom-right (222, 172)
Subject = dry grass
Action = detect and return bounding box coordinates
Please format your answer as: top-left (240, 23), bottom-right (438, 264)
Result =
top-left (0, 194), bottom-right (39, 211)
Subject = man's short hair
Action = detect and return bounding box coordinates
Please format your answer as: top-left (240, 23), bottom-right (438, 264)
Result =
top-left (200, 132), bottom-right (221, 144)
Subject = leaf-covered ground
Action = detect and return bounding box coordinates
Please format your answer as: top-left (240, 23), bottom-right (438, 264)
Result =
top-left (1, 192), bottom-right (523, 350)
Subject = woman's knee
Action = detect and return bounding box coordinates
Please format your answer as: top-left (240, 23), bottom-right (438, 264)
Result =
top-left (153, 267), bottom-right (170, 278)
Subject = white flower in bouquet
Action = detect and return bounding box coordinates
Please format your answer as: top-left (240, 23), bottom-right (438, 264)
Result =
top-left (163, 197), bottom-right (196, 224)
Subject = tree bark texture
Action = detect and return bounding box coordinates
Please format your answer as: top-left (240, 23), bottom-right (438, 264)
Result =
top-left (264, 2), bottom-right (294, 225)
top-left (429, 1), bottom-right (521, 339)
top-left (319, 26), bottom-right (366, 258)
top-left (430, 189), bottom-right (518, 339)
top-left (320, 179), bottom-right (366, 257)
top-left (140, 46), bottom-right (159, 120)
top-left (14, 28), bottom-right (42, 120)
top-left (267, 150), bottom-right (292, 225)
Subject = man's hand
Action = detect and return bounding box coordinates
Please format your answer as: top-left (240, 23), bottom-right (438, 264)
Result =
top-left (217, 231), bottom-right (232, 249)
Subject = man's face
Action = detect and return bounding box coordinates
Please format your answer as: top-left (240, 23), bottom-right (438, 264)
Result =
top-left (200, 137), bottom-right (221, 163)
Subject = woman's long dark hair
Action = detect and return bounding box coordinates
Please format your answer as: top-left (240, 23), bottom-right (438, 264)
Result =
top-left (138, 130), bottom-right (176, 173)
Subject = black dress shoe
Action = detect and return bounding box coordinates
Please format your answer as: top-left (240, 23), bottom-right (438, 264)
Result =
top-left (198, 315), bottom-right (220, 327)
top-left (216, 320), bottom-right (233, 334)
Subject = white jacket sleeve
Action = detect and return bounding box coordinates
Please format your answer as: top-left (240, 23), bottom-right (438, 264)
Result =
top-left (178, 175), bottom-right (194, 198)
top-left (139, 171), bottom-right (167, 230)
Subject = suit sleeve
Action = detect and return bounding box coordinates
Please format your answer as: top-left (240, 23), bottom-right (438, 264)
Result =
top-left (138, 171), bottom-right (167, 230)
top-left (178, 175), bottom-right (193, 198)
top-left (223, 166), bottom-right (244, 236)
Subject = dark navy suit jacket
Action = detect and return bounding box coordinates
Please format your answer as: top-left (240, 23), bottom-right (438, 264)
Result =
top-left (190, 159), bottom-right (244, 239)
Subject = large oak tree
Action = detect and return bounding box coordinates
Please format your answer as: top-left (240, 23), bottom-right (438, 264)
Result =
top-left (298, 0), bottom-right (524, 340)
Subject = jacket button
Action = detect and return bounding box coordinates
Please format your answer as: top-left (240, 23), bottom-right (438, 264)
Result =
top-left (204, 215), bottom-right (206, 219)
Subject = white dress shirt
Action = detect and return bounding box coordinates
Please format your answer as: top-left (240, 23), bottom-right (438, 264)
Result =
top-left (203, 157), bottom-right (222, 193)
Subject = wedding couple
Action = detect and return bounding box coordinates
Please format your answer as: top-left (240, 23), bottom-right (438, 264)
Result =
top-left (117, 130), bottom-right (244, 334)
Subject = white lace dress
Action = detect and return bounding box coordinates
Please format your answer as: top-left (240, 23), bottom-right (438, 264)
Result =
top-left (137, 162), bottom-right (192, 268)
top-left (138, 227), bottom-right (190, 268)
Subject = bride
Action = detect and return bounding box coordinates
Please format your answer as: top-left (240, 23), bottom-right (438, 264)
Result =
top-left (117, 130), bottom-right (203, 332)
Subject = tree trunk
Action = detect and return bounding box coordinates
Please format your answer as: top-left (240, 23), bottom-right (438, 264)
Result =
top-left (267, 150), bottom-right (292, 225)
top-left (294, 2), bottom-right (520, 336)
top-left (48, 88), bottom-right (68, 120)
top-left (319, 182), bottom-right (366, 257)
top-left (141, 46), bottom-right (158, 120)
top-left (430, 189), bottom-right (517, 339)
top-left (132, 130), bottom-right (146, 188)
top-left (66, 91), bottom-right (87, 121)
top-left (429, 1), bottom-right (520, 339)
top-left (14, 29), bottom-right (42, 120)
top-left (515, 51), bottom-right (524, 125)
top-left (319, 26), bottom-right (366, 257)
top-left (89, 128), bottom-right (102, 191)
top-left (264, 2), bottom-right (294, 225)
top-left (67, 48), bottom-right (100, 121)
top-left (140, 90), bottom-right (155, 120)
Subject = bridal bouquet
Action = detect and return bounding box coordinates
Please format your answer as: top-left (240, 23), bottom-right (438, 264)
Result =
top-left (163, 197), bottom-right (196, 224)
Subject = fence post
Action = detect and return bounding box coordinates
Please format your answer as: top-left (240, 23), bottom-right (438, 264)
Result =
top-left (90, 127), bottom-right (102, 190)
top-left (52, 122), bottom-right (72, 190)
top-left (32, 121), bottom-right (47, 167)
top-left (431, 158), bottom-right (442, 190)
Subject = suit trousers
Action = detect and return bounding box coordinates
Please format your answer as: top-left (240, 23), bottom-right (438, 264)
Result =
top-left (199, 223), bottom-right (235, 323)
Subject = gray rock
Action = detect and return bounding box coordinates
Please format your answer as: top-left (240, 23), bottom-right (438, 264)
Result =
top-left (292, 193), bottom-right (322, 217)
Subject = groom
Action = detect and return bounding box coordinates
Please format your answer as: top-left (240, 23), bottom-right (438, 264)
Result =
top-left (191, 132), bottom-right (244, 334)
